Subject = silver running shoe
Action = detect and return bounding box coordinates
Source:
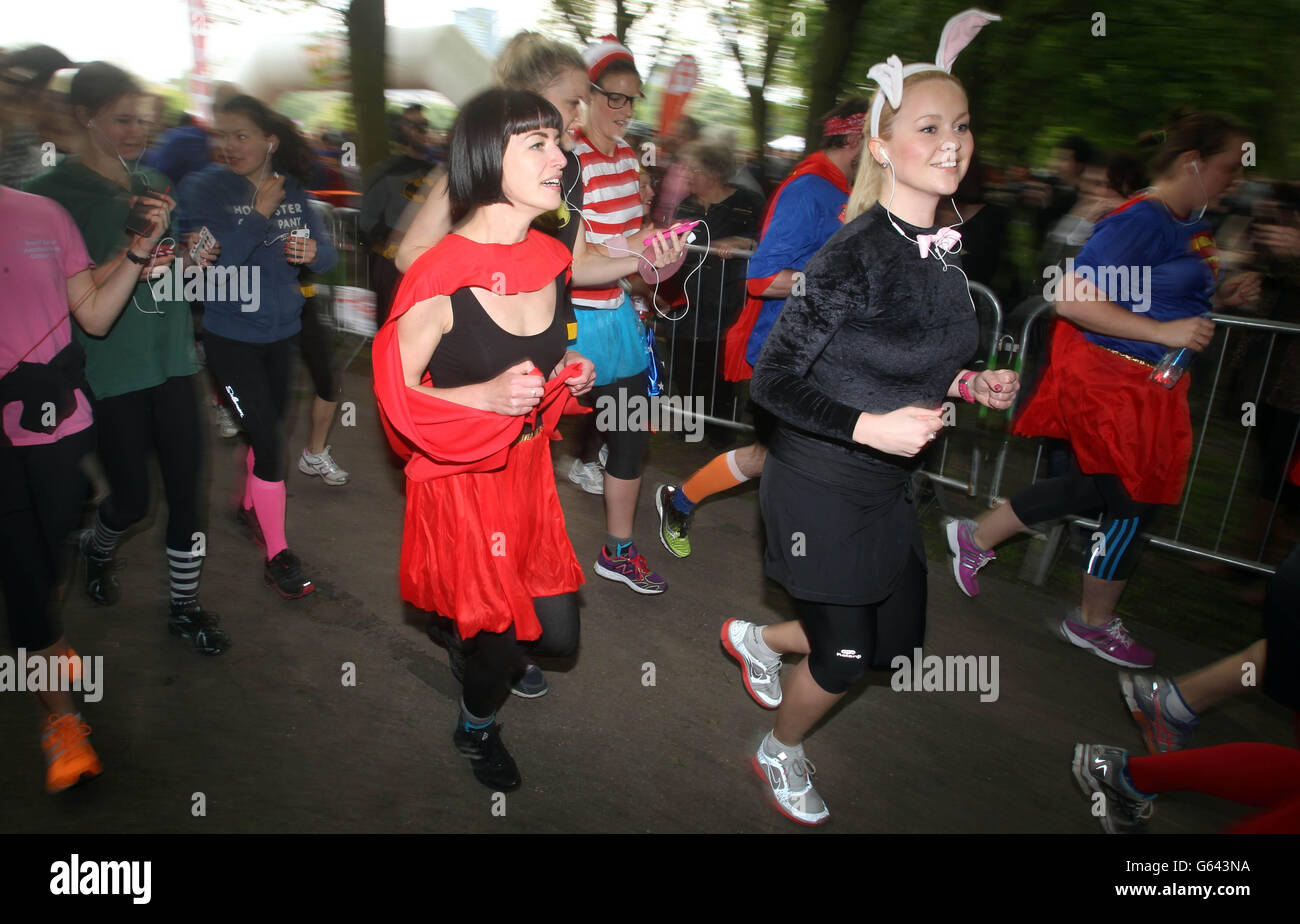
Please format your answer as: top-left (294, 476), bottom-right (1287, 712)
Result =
top-left (567, 458), bottom-right (604, 495)
top-left (1119, 672), bottom-right (1198, 753)
top-left (299, 446), bottom-right (350, 486)
top-left (1071, 743), bottom-right (1154, 834)
top-left (753, 733), bottom-right (829, 825)
top-left (721, 619), bottom-right (781, 708)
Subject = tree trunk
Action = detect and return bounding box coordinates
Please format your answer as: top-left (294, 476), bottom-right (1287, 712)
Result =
top-left (346, 0), bottom-right (387, 173)
top-left (803, 0), bottom-right (869, 150)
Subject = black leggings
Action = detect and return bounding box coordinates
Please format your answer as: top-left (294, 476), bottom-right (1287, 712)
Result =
top-left (204, 332), bottom-right (297, 481)
top-left (0, 428), bottom-right (94, 650)
top-left (94, 374), bottom-right (203, 550)
top-left (1009, 456), bottom-right (1156, 582)
top-left (799, 550), bottom-right (927, 695)
top-left (580, 372), bottom-right (651, 480)
top-left (298, 296), bottom-right (338, 401)
top-left (461, 593), bottom-right (580, 717)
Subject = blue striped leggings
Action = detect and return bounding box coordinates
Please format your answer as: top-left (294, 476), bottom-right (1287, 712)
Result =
top-left (1008, 456), bottom-right (1156, 582)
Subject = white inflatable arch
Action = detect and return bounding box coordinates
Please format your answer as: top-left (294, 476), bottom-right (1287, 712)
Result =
top-left (230, 25), bottom-right (493, 106)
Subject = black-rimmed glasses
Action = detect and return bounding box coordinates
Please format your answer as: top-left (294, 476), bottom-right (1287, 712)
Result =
top-left (589, 83), bottom-right (642, 110)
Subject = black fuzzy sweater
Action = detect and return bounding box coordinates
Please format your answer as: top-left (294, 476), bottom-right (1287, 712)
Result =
top-left (751, 202), bottom-right (979, 487)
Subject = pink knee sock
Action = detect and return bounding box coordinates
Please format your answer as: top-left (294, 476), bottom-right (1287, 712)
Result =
top-left (247, 474), bottom-right (288, 560)
top-left (242, 448), bottom-right (256, 510)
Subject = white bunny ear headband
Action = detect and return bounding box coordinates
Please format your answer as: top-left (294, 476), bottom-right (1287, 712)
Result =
top-left (867, 8), bottom-right (1001, 139)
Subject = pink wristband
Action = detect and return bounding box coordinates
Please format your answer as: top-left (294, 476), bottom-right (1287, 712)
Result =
top-left (957, 371), bottom-right (976, 404)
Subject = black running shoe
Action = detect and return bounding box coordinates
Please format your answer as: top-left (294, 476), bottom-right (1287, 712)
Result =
top-left (168, 601), bottom-right (230, 656)
top-left (265, 549), bottom-right (315, 599)
top-left (452, 721), bottom-right (522, 792)
top-left (78, 529), bottom-right (120, 606)
top-left (234, 506), bottom-right (264, 547)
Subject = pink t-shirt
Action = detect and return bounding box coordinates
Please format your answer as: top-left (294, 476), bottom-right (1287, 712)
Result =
top-left (0, 187), bottom-right (95, 445)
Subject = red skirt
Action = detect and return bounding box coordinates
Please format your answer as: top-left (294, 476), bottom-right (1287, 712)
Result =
top-left (1012, 321), bottom-right (1192, 505)
top-left (399, 432), bottom-right (584, 641)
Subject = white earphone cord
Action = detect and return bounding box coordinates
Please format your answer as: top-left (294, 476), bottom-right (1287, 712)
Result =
top-left (879, 146), bottom-right (978, 316)
top-left (563, 182), bottom-right (710, 323)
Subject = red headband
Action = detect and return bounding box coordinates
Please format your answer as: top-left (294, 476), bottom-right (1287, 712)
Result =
top-left (823, 112), bottom-right (865, 138)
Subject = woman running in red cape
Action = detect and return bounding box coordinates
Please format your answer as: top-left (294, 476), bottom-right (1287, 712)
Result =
top-left (373, 89), bottom-right (595, 792)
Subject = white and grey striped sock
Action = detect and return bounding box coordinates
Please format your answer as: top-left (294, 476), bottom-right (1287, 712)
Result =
top-left (88, 509), bottom-right (125, 559)
top-left (166, 547), bottom-right (202, 605)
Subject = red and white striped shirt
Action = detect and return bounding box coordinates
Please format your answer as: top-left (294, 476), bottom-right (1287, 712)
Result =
top-left (571, 129), bottom-right (642, 310)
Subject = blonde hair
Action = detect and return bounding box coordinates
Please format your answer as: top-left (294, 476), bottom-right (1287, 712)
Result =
top-left (493, 31), bottom-right (586, 94)
top-left (845, 71), bottom-right (965, 223)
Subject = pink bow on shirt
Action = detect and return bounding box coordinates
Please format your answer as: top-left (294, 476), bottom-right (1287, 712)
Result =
top-left (917, 226), bottom-right (962, 258)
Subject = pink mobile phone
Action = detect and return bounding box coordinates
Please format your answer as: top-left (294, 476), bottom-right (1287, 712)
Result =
top-left (643, 220), bottom-right (700, 248)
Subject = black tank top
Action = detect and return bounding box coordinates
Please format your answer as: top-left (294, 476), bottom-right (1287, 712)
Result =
top-left (427, 274), bottom-right (570, 388)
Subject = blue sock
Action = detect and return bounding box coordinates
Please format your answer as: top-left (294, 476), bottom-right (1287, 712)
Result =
top-left (671, 486), bottom-right (696, 515)
top-left (459, 699), bottom-right (493, 732)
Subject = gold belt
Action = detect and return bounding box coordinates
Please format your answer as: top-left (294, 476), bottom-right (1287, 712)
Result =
top-left (512, 424), bottom-right (542, 446)
top-left (1094, 344), bottom-right (1154, 369)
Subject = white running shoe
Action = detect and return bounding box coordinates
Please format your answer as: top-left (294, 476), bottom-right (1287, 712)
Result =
top-left (299, 446), bottom-right (350, 486)
top-left (721, 619), bottom-right (781, 708)
top-left (753, 733), bottom-right (829, 826)
top-left (567, 458), bottom-right (604, 495)
top-left (212, 403), bottom-right (239, 438)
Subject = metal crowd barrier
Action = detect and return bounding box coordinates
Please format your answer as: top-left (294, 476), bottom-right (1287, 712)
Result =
top-left (980, 302), bottom-right (1300, 579)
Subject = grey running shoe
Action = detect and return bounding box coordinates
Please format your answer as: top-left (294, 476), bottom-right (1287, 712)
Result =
top-left (721, 619), bottom-right (781, 708)
top-left (511, 661), bottom-right (548, 698)
top-left (1119, 672), bottom-right (1198, 754)
top-left (1071, 743), bottom-right (1154, 834)
top-left (753, 733), bottom-right (829, 825)
top-left (299, 445), bottom-right (349, 485)
top-left (567, 458), bottom-right (604, 495)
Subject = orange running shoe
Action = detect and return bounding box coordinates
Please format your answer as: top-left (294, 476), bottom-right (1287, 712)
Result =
top-left (41, 713), bottom-right (102, 794)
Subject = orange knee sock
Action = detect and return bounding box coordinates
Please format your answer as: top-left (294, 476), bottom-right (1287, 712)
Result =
top-left (679, 449), bottom-right (749, 511)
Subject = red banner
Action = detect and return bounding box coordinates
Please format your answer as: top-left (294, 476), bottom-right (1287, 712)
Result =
top-left (187, 0), bottom-right (211, 122)
top-left (657, 55), bottom-right (698, 137)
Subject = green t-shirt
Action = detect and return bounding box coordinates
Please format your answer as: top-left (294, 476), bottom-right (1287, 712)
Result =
top-left (25, 159), bottom-right (198, 399)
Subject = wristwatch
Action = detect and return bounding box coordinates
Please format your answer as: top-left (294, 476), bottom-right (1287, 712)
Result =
top-left (125, 249), bottom-right (150, 265)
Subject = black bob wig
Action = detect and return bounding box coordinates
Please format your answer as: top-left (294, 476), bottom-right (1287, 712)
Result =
top-left (447, 88), bottom-right (565, 223)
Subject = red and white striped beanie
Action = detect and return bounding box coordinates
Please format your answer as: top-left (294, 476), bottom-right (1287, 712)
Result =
top-left (583, 34), bottom-right (634, 83)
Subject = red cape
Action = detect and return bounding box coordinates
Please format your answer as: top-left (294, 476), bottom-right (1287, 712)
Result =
top-left (372, 230), bottom-right (588, 482)
top-left (723, 150), bottom-right (850, 382)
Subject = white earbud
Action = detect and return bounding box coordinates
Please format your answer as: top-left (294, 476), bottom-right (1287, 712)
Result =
top-left (1190, 159), bottom-right (1201, 176)
top-left (880, 149), bottom-right (891, 168)
top-left (267, 141), bottom-right (275, 153)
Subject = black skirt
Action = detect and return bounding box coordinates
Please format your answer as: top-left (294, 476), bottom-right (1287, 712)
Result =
top-left (760, 446), bottom-right (926, 606)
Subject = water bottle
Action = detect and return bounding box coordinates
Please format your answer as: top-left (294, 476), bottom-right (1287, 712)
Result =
top-left (1150, 347), bottom-right (1195, 389)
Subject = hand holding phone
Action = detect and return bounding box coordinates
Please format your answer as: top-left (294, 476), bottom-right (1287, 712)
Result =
top-left (643, 220), bottom-right (700, 249)
top-left (285, 227), bottom-right (312, 265)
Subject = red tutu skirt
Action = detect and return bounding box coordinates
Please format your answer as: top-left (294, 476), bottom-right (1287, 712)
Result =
top-left (399, 433), bottom-right (584, 641)
top-left (1012, 321), bottom-right (1192, 505)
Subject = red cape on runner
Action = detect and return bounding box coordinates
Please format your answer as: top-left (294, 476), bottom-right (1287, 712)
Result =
top-left (373, 230), bottom-right (588, 483)
top-left (723, 150), bottom-right (850, 382)
top-left (371, 229), bottom-right (588, 639)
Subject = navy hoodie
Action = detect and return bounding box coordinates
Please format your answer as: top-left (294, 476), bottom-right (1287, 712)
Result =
top-left (178, 164), bottom-right (337, 343)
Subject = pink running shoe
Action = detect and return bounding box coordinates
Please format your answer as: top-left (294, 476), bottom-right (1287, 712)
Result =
top-left (946, 518), bottom-right (995, 597)
top-left (1058, 612), bottom-right (1155, 668)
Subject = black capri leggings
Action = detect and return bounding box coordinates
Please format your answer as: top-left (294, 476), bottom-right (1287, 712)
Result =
top-left (1009, 455), bottom-right (1157, 582)
top-left (203, 331), bottom-right (297, 482)
top-left (298, 295), bottom-right (339, 401)
top-left (581, 372), bottom-right (651, 480)
top-left (799, 550), bottom-right (928, 695)
top-left (461, 593), bottom-right (580, 717)
top-left (0, 427), bottom-right (94, 650)
top-left (94, 374), bottom-right (203, 550)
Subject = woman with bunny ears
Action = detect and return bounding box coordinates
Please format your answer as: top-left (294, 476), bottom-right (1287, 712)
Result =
top-left (724, 10), bottom-right (1016, 825)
